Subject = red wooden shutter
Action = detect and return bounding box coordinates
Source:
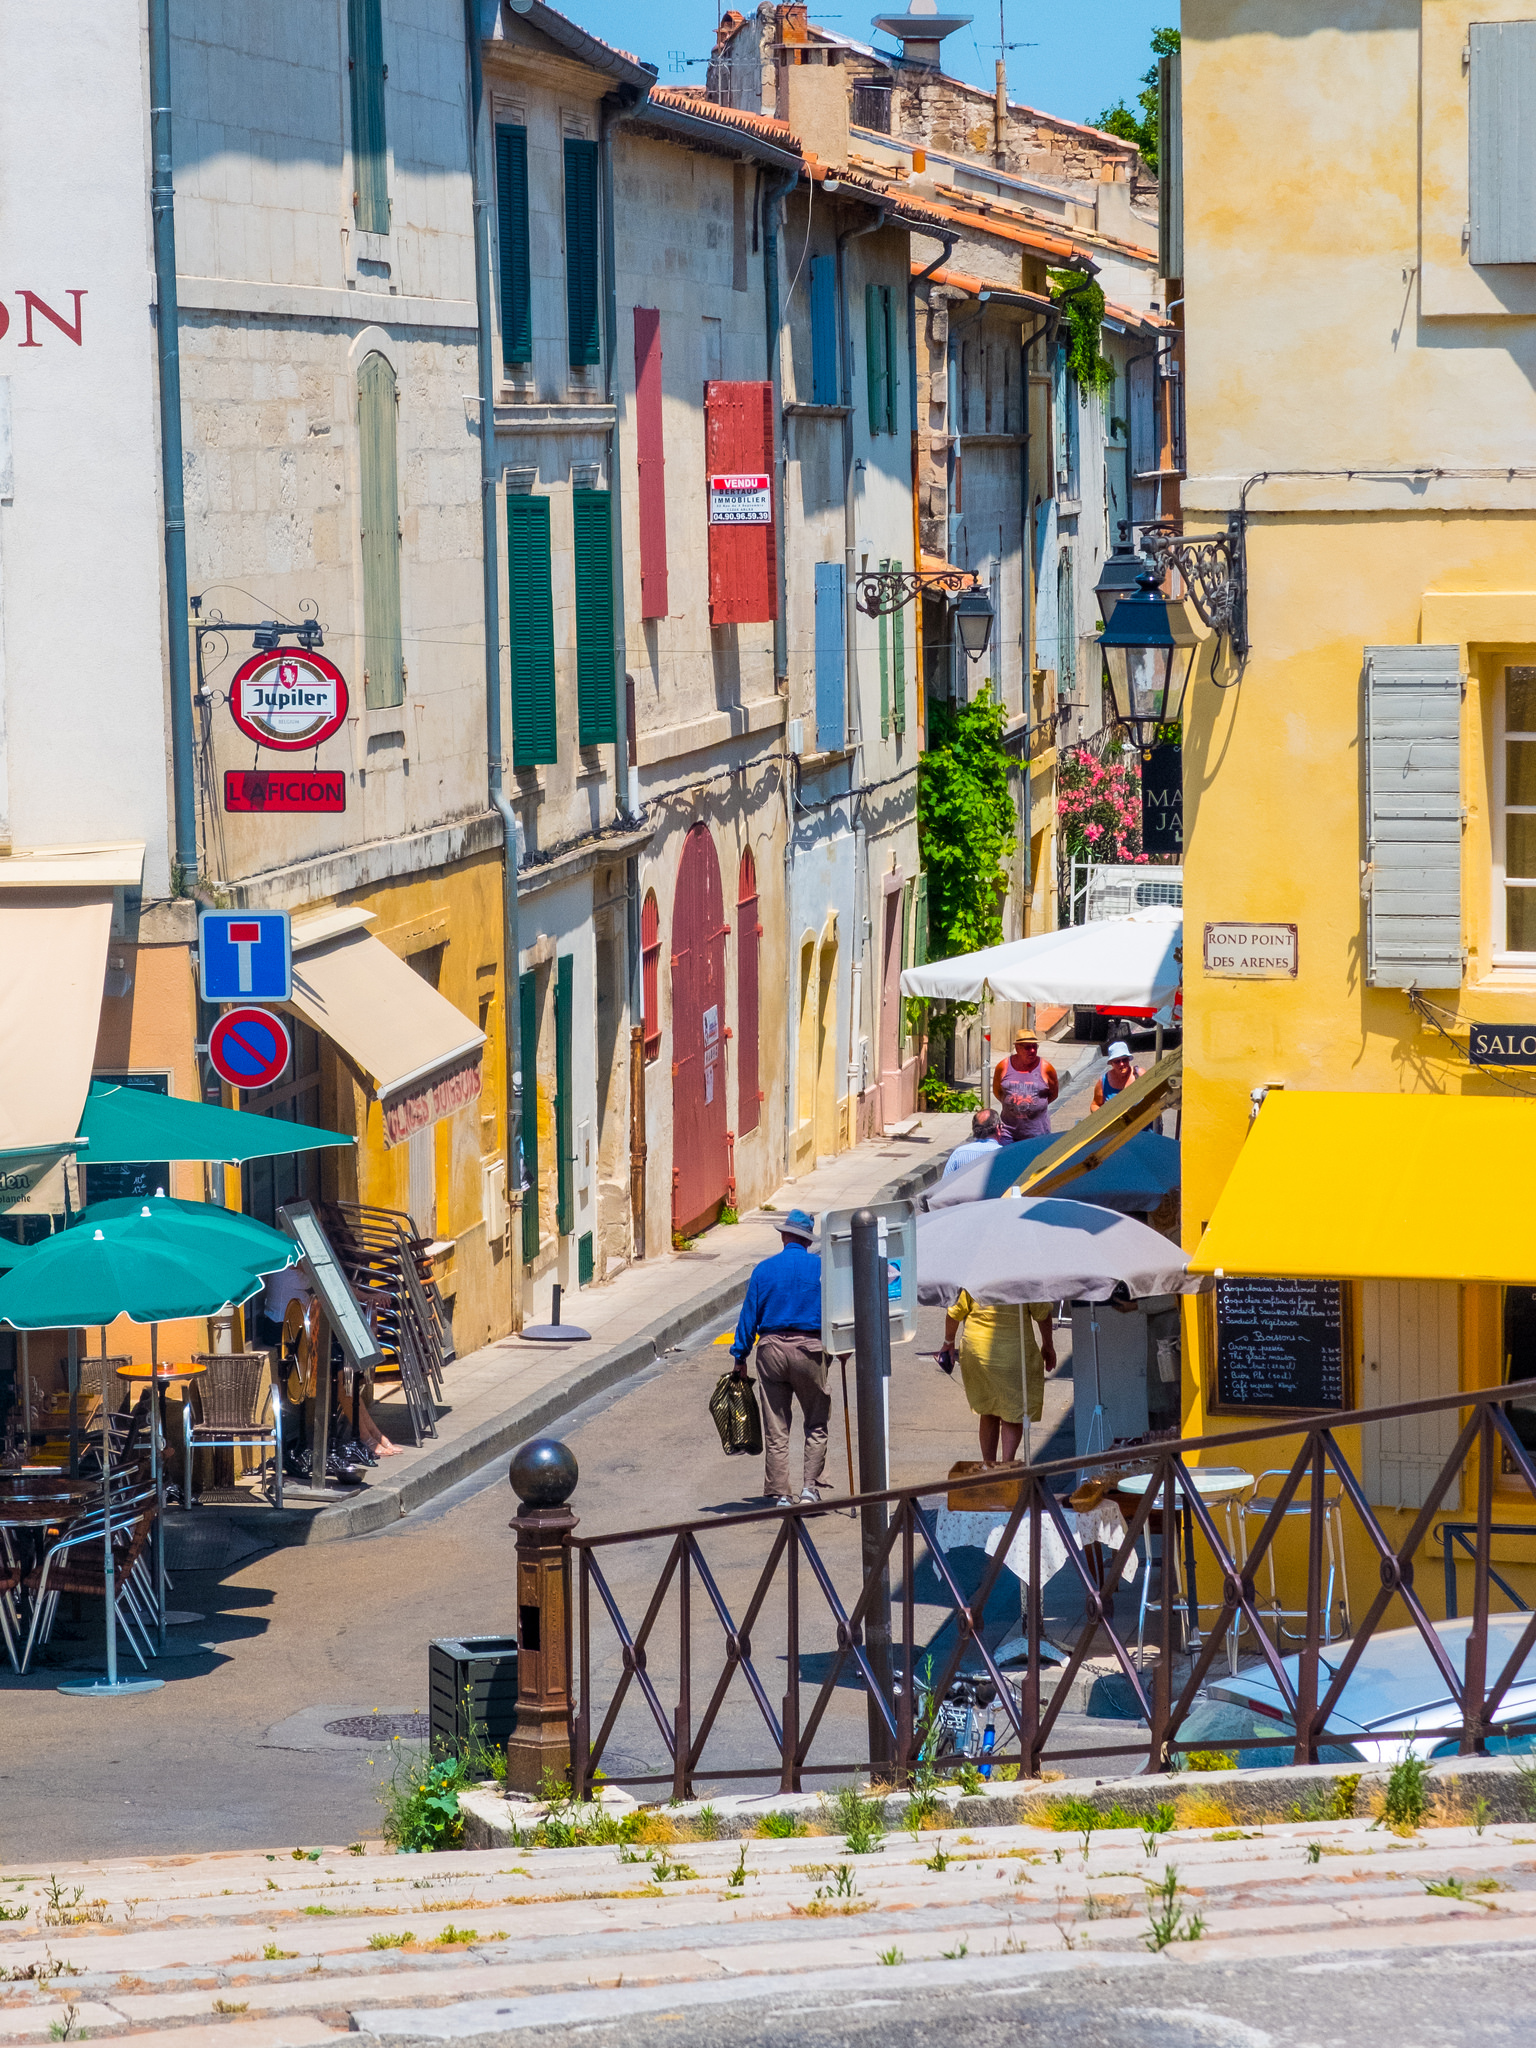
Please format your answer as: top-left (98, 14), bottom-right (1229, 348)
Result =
top-left (633, 308), bottom-right (668, 619)
top-left (641, 889), bottom-right (661, 1062)
top-left (736, 850), bottom-right (760, 1135)
top-left (705, 379), bottom-right (776, 626)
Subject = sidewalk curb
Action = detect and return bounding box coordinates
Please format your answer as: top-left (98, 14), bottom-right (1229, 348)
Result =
top-left (301, 1145), bottom-right (955, 1542)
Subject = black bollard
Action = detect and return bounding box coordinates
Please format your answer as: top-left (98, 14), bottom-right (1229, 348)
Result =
top-left (850, 1208), bottom-right (894, 1771)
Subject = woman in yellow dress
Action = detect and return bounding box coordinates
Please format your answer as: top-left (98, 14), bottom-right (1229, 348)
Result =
top-left (938, 1293), bottom-right (1057, 1464)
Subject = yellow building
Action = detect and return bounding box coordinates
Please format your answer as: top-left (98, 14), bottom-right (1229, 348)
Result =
top-left (1174, 0), bottom-right (1536, 1617)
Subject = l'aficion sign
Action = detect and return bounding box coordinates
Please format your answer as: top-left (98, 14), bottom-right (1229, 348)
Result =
top-left (1203, 921), bottom-right (1299, 978)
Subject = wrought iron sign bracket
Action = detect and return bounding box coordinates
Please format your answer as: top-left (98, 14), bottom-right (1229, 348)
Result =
top-left (1143, 517), bottom-right (1248, 663)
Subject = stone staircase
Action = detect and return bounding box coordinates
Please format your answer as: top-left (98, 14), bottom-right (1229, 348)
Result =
top-left (3, 1797), bottom-right (1536, 2044)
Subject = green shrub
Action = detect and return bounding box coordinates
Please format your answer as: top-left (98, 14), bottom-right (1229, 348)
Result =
top-left (382, 1756), bottom-right (469, 1854)
top-left (825, 1786), bottom-right (886, 1856)
top-left (756, 1810), bottom-right (807, 1839)
top-left (1383, 1756), bottom-right (1431, 1832)
top-left (1184, 1750), bottom-right (1237, 1773)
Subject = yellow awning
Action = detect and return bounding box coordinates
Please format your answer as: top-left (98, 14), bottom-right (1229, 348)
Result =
top-left (0, 885), bottom-right (118, 1152)
top-left (1190, 1091), bottom-right (1536, 1283)
top-left (1011, 1051), bottom-right (1182, 1198)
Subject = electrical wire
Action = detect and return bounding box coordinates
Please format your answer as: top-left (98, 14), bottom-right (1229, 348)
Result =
top-left (1407, 989), bottom-right (1536, 1101)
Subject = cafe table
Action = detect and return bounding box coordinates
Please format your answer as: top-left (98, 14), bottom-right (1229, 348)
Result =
top-left (1113, 1466), bottom-right (1254, 1666)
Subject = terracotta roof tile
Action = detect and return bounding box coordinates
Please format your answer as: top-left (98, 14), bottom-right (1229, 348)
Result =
top-left (646, 86), bottom-right (802, 151)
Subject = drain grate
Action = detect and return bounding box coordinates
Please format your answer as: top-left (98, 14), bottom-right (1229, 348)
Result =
top-left (323, 1713), bottom-right (431, 1742)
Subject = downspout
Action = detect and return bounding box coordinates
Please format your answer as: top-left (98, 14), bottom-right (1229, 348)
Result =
top-left (148, 0), bottom-right (197, 890)
top-left (600, 81), bottom-right (652, 1258)
top-left (1018, 308), bottom-right (1053, 939)
top-left (907, 232), bottom-right (956, 738)
top-left (763, 164), bottom-right (798, 1177)
top-left (836, 199), bottom-right (889, 1130)
top-left (463, 0), bottom-right (522, 1321)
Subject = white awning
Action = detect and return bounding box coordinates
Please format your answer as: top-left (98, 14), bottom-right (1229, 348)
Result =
top-left (0, 885), bottom-right (118, 1151)
top-left (900, 906), bottom-right (1183, 1009)
top-left (286, 920), bottom-right (486, 1148)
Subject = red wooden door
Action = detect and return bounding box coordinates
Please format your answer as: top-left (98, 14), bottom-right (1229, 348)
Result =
top-left (671, 824), bottom-right (730, 1236)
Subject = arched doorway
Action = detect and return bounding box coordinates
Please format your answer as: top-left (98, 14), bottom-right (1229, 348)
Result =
top-left (671, 824), bottom-right (729, 1237)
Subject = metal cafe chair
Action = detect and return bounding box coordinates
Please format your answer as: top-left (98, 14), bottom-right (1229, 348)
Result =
top-left (183, 1353), bottom-right (283, 1509)
top-left (19, 1484), bottom-right (158, 1674)
top-left (1238, 1467), bottom-right (1352, 1647)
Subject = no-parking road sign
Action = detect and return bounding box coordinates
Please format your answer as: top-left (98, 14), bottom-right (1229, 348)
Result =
top-left (207, 1006), bottom-right (292, 1091)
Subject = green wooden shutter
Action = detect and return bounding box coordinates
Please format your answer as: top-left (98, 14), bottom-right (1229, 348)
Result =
top-left (899, 877), bottom-right (913, 1058)
top-left (506, 493), bottom-right (557, 766)
top-left (882, 286), bottom-right (899, 433)
top-left (877, 557), bottom-right (890, 738)
top-left (914, 873), bottom-right (929, 964)
top-left (573, 487), bottom-right (616, 747)
top-left (358, 352), bottom-right (403, 710)
top-left (519, 969), bottom-right (539, 1262)
top-left (891, 557), bottom-right (907, 734)
top-left (564, 138), bottom-right (601, 367)
top-left (347, 0), bottom-right (389, 234)
top-left (865, 283), bottom-right (886, 435)
top-left (555, 954), bottom-right (574, 1236)
top-left (495, 124), bottom-right (532, 366)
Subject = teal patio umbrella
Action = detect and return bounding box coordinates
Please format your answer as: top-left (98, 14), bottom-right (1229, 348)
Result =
top-left (0, 1213), bottom-right (269, 1698)
top-left (76, 1080), bottom-right (352, 1163)
top-left (74, 1195), bottom-right (297, 1275)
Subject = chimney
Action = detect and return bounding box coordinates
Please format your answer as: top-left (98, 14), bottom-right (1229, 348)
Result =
top-left (775, 37), bottom-right (851, 165)
top-left (870, 0), bottom-right (972, 69)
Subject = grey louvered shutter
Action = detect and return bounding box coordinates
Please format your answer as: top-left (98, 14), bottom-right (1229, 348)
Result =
top-left (1470, 22), bottom-right (1536, 266)
top-left (1364, 645), bottom-right (1463, 989)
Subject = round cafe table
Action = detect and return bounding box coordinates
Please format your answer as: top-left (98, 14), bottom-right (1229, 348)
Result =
top-left (115, 1361), bottom-right (209, 1633)
top-left (1113, 1466), bottom-right (1254, 1662)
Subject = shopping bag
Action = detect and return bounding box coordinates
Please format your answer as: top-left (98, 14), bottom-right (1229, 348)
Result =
top-left (709, 1370), bottom-right (763, 1457)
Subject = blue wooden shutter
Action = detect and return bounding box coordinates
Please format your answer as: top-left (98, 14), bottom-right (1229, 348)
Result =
top-left (495, 124), bottom-right (532, 365)
top-left (1158, 50), bottom-right (1183, 279)
top-left (1364, 645), bottom-right (1463, 988)
top-left (507, 494), bottom-right (557, 766)
top-left (891, 558), bottom-right (906, 734)
top-left (865, 283), bottom-right (887, 434)
top-left (347, 0), bottom-right (389, 234)
top-left (572, 487), bottom-right (616, 747)
top-left (358, 352), bottom-right (403, 710)
top-left (555, 954), bottom-right (575, 1235)
top-left (877, 557), bottom-right (890, 739)
top-left (814, 561), bottom-right (845, 752)
top-left (883, 285), bottom-right (899, 433)
top-left (1471, 23), bottom-right (1536, 266)
top-left (810, 255), bottom-right (838, 405)
top-left (564, 138), bottom-right (601, 367)
top-left (519, 969), bottom-right (539, 1262)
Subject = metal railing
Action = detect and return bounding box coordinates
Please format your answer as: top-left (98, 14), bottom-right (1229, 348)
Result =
top-left (563, 1379), bottom-right (1536, 1795)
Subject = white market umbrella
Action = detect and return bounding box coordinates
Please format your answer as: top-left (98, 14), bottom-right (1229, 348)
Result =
top-left (900, 905), bottom-right (1182, 1009)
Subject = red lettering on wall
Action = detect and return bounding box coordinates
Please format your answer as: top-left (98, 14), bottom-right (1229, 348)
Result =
top-left (17, 291), bottom-right (86, 348)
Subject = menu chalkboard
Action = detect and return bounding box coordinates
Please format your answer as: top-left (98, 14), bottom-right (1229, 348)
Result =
top-left (1214, 1277), bottom-right (1348, 1413)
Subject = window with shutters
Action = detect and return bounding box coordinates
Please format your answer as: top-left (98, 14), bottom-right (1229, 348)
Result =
top-left (358, 352), bottom-right (404, 710)
top-left (1053, 343), bottom-right (1079, 500)
top-left (1470, 22), bottom-right (1536, 267)
top-left (572, 487), bottom-right (616, 748)
top-left (347, 0), bottom-right (389, 235)
top-left (809, 255), bottom-right (838, 405)
top-left (737, 851), bottom-right (761, 1135)
top-left (564, 138), bottom-right (601, 367)
top-left (495, 124), bottom-right (532, 366)
top-left (633, 309), bottom-right (668, 618)
top-left (814, 560), bottom-right (845, 752)
top-left (1363, 644), bottom-right (1463, 988)
top-left (865, 282), bottom-right (897, 434)
top-left (507, 493), bottom-right (557, 766)
top-left (1495, 666), bottom-right (1536, 958)
top-left (641, 890), bottom-right (662, 1062)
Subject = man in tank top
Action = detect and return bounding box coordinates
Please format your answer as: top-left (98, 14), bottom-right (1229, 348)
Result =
top-left (992, 1026), bottom-right (1058, 1141)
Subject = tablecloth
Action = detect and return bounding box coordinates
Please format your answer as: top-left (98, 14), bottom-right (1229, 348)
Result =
top-left (922, 1495), bottom-right (1138, 1589)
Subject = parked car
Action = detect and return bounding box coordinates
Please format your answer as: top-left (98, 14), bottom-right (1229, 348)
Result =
top-left (1198, 1615), bottom-right (1536, 1767)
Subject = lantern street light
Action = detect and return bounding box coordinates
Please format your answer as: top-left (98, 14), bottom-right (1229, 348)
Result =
top-left (1092, 527), bottom-right (1147, 630)
top-left (1095, 565), bottom-right (1199, 757)
top-left (952, 585), bottom-right (994, 662)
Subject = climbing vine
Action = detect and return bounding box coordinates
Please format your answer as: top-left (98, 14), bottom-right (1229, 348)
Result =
top-left (917, 685), bottom-right (1017, 960)
top-left (1049, 273), bottom-right (1115, 402)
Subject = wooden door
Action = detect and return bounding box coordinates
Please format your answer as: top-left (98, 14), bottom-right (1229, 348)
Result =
top-left (671, 825), bottom-right (729, 1236)
top-left (1360, 1280), bottom-right (1461, 1508)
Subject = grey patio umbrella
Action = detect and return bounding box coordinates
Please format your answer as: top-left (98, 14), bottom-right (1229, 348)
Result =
top-left (916, 1195), bottom-right (1200, 1306)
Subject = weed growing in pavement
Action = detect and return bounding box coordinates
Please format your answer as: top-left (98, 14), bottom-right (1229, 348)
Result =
top-left (877, 1945), bottom-right (905, 1966)
top-left (0, 1903), bottom-right (26, 1922)
top-left (347, 1843), bottom-right (367, 1857)
top-left (1052, 1893), bottom-right (1082, 1950)
top-left (211, 2002), bottom-right (248, 2015)
top-left (617, 1850), bottom-right (697, 1883)
top-left (290, 1849), bottom-right (321, 1862)
top-left (1424, 1878), bottom-right (1467, 1898)
top-left (692, 1805), bottom-right (721, 1841)
top-left (368, 1933), bottom-right (413, 1949)
top-left (727, 1844), bottom-right (748, 1890)
top-left (261, 1945), bottom-right (296, 1961)
top-left (1183, 1750), bottom-right (1237, 1773)
top-left (924, 1847), bottom-right (950, 1872)
top-left (824, 1786), bottom-right (886, 1856)
top-left (47, 2003), bottom-right (81, 2041)
top-left (1513, 1756), bottom-right (1536, 1817)
top-left (1306, 1842), bottom-right (1322, 1864)
top-left (379, 1696), bottom-right (514, 1853)
top-left (6, 1949), bottom-right (76, 1983)
top-left (953, 1763), bottom-right (985, 1797)
top-left (941, 1940), bottom-right (969, 1959)
top-left (1142, 1866), bottom-right (1205, 1951)
top-left (1382, 1756), bottom-right (1431, 1832)
top-left (798, 1864), bottom-right (868, 1917)
top-left (756, 1811), bottom-right (808, 1839)
top-left (41, 1881), bottom-right (109, 1928)
top-left (303, 1906), bottom-right (335, 1916)
top-left (434, 1926), bottom-right (482, 1946)
top-left (1473, 1796), bottom-right (1492, 1836)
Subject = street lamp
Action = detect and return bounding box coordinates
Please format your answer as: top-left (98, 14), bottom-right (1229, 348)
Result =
top-left (952, 585), bottom-right (994, 662)
top-left (1092, 528), bottom-right (1147, 630)
top-left (1095, 565), bottom-right (1198, 756)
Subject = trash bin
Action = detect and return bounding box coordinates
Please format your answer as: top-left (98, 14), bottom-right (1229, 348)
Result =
top-left (428, 1634), bottom-right (519, 1752)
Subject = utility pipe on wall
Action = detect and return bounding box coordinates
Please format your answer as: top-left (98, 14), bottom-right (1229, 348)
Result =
top-left (763, 164), bottom-right (799, 1175)
top-left (147, 0), bottom-right (197, 889)
top-left (462, 0), bottom-right (522, 1318)
top-left (907, 232), bottom-right (956, 735)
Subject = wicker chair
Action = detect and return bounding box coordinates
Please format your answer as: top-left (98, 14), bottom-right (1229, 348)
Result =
top-left (183, 1353), bottom-right (282, 1508)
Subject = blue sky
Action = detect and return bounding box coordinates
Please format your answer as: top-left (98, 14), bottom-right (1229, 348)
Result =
top-left (578, 2), bottom-right (1174, 130)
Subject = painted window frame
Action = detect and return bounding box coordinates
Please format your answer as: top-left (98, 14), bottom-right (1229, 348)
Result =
top-left (1493, 664), bottom-right (1536, 963)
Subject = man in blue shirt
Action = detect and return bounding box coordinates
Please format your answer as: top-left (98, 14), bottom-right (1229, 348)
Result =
top-left (732, 1208), bottom-right (828, 1508)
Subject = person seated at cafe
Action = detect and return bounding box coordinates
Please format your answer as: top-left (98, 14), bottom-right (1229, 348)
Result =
top-left (992, 1027), bottom-right (1058, 1140)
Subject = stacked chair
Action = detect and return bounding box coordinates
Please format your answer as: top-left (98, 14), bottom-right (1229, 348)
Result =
top-left (319, 1202), bottom-right (454, 1447)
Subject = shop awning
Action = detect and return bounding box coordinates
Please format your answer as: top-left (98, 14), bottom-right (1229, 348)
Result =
top-left (0, 880), bottom-right (124, 1152)
top-left (287, 916), bottom-right (485, 1147)
top-left (1190, 1091), bottom-right (1536, 1283)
